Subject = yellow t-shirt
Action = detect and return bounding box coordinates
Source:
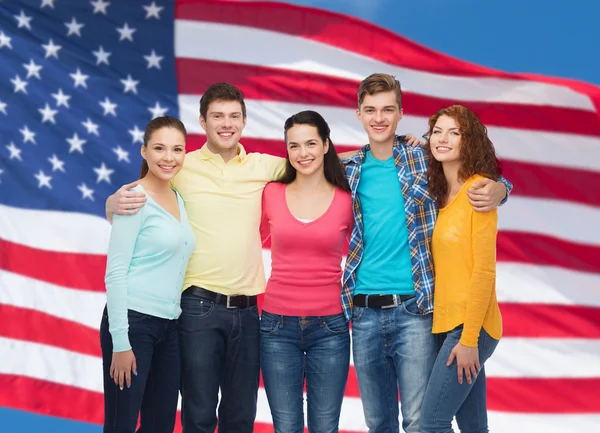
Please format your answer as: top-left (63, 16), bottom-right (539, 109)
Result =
top-left (431, 174), bottom-right (502, 347)
top-left (171, 143), bottom-right (285, 296)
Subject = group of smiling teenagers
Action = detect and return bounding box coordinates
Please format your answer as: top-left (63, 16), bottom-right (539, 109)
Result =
top-left (101, 73), bottom-right (511, 433)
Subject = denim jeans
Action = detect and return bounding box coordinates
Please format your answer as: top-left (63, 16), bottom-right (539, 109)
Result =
top-left (420, 326), bottom-right (499, 433)
top-left (178, 290), bottom-right (261, 433)
top-left (100, 307), bottom-right (180, 433)
top-left (352, 296), bottom-right (438, 433)
top-left (260, 311), bottom-right (350, 433)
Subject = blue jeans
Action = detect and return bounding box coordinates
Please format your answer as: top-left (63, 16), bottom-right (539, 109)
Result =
top-left (260, 311), bottom-right (350, 433)
top-left (100, 307), bottom-right (180, 433)
top-left (420, 326), bottom-right (499, 433)
top-left (352, 296), bottom-right (438, 433)
top-left (178, 291), bottom-right (261, 433)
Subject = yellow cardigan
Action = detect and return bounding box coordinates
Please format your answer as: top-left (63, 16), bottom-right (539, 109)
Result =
top-left (431, 174), bottom-right (502, 347)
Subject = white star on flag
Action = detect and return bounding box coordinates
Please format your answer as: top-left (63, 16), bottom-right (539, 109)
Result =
top-left (48, 154), bottom-right (66, 172)
top-left (41, 0), bottom-right (55, 8)
top-left (66, 133), bottom-right (86, 153)
top-left (52, 89), bottom-right (71, 108)
top-left (19, 125), bottom-right (36, 144)
top-left (70, 68), bottom-right (89, 88)
top-left (92, 46), bottom-right (111, 65)
top-left (144, 50), bottom-right (163, 69)
top-left (144, 2), bottom-right (164, 19)
top-left (42, 39), bottom-right (62, 58)
top-left (6, 142), bottom-right (22, 161)
top-left (78, 183), bottom-right (95, 200)
top-left (15, 10), bottom-right (33, 30)
top-left (148, 102), bottom-right (167, 118)
top-left (0, 100), bottom-right (7, 115)
top-left (91, 0), bottom-right (110, 15)
top-left (121, 74), bottom-right (139, 94)
top-left (113, 146), bottom-right (131, 162)
top-left (129, 125), bottom-right (145, 143)
top-left (99, 98), bottom-right (118, 116)
top-left (65, 17), bottom-right (85, 37)
top-left (0, 31), bottom-right (12, 49)
top-left (23, 59), bottom-right (43, 79)
top-left (94, 162), bottom-right (114, 184)
top-left (11, 75), bottom-right (28, 94)
top-left (34, 170), bottom-right (52, 189)
top-left (82, 118), bottom-right (100, 135)
top-left (39, 104), bottom-right (58, 124)
top-left (116, 22), bottom-right (136, 42)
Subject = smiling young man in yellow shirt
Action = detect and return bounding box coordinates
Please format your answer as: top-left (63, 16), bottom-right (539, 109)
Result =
top-left (106, 83), bottom-right (285, 433)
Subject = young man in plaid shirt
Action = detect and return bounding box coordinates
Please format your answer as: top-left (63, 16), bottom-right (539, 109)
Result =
top-left (340, 73), bottom-right (512, 433)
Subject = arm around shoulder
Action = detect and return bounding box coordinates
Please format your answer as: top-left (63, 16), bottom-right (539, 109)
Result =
top-left (105, 181), bottom-right (147, 224)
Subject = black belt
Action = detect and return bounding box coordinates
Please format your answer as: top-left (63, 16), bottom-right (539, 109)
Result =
top-left (184, 286), bottom-right (257, 309)
top-left (353, 294), bottom-right (415, 309)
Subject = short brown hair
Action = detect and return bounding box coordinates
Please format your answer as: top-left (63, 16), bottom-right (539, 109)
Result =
top-left (357, 73), bottom-right (402, 109)
top-left (199, 82), bottom-right (247, 120)
top-left (424, 105), bottom-right (502, 207)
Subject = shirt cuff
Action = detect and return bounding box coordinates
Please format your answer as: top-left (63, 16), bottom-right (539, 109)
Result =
top-left (111, 331), bottom-right (132, 353)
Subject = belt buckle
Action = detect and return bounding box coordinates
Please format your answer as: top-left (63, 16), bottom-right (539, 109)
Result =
top-left (381, 295), bottom-right (399, 309)
top-left (226, 296), bottom-right (238, 309)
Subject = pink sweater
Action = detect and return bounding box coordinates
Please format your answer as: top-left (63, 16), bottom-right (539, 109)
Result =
top-left (261, 182), bottom-right (354, 316)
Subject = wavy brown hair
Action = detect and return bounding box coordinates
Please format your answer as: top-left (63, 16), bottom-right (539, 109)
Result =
top-left (424, 105), bottom-right (502, 207)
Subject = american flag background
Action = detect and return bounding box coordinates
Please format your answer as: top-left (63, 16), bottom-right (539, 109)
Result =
top-left (1, 0), bottom-right (599, 432)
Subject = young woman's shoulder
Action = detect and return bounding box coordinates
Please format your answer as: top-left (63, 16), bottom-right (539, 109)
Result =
top-left (263, 181), bottom-right (284, 195)
top-left (465, 173), bottom-right (488, 188)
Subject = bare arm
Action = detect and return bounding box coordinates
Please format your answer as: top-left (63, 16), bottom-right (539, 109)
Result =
top-left (105, 180), bottom-right (147, 224)
top-left (467, 178), bottom-right (507, 212)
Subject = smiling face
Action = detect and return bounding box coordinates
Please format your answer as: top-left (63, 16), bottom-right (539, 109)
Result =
top-left (429, 115), bottom-right (462, 163)
top-left (141, 127), bottom-right (186, 181)
top-left (285, 123), bottom-right (329, 178)
top-left (200, 99), bottom-right (246, 156)
top-left (356, 91), bottom-right (403, 147)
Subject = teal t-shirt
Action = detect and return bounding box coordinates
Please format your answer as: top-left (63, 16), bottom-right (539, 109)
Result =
top-left (355, 151), bottom-right (414, 295)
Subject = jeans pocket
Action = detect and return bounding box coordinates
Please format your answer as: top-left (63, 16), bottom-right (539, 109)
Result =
top-left (352, 306), bottom-right (365, 323)
top-left (260, 312), bottom-right (281, 335)
top-left (322, 314), bottom-right (349, 334)
top-left (401, 296), bottom-right (424, 317)
top-left (180, 297), bottom-right (214, 318)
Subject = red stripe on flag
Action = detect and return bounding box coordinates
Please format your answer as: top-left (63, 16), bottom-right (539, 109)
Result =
top-left (500, 160), bottom-right (600, 207)
top-left (0, 305), bottom-right (101, 357)
top-left (177, 58), bottom-right (600, 137)
top-left (500, 303), bottom-right (600, 338)
top-left (0, 238), bottom-right (106, 292)
top-left (497, 231), bottom-right (600, 275)
top-left (0, 375), bottom-right (104, 425)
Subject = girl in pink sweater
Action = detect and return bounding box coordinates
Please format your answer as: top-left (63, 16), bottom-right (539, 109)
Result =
top-left (260, 110), bottom-right (354, 433)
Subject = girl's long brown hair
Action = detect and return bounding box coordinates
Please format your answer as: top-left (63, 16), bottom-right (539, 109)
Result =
top-left (424, 105), bottom-right (502, 208)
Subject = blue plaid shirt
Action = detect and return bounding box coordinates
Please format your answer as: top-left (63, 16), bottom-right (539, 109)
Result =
top-left (340, 135), bottom-right (512, 321)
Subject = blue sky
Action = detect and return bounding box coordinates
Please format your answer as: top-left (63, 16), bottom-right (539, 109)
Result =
top-left (284, 0), bottom-right (599, 86)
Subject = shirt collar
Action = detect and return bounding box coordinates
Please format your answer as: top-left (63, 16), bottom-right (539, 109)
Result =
top-left (198, 142), bottom-right (247, 163)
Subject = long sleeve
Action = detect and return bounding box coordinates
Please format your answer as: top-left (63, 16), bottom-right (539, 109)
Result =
top-left (498, 176), bottom-right (513, 206)
top-left (459, 208), bottom-right (498, 347)
top-left (104, 210), bottom-right (144, 352)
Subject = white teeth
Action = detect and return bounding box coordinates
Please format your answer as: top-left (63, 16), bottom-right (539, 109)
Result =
top-left (298, 160), bottom-right (313, 166)
top-left (219, 132), bottom-right (233, 137)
